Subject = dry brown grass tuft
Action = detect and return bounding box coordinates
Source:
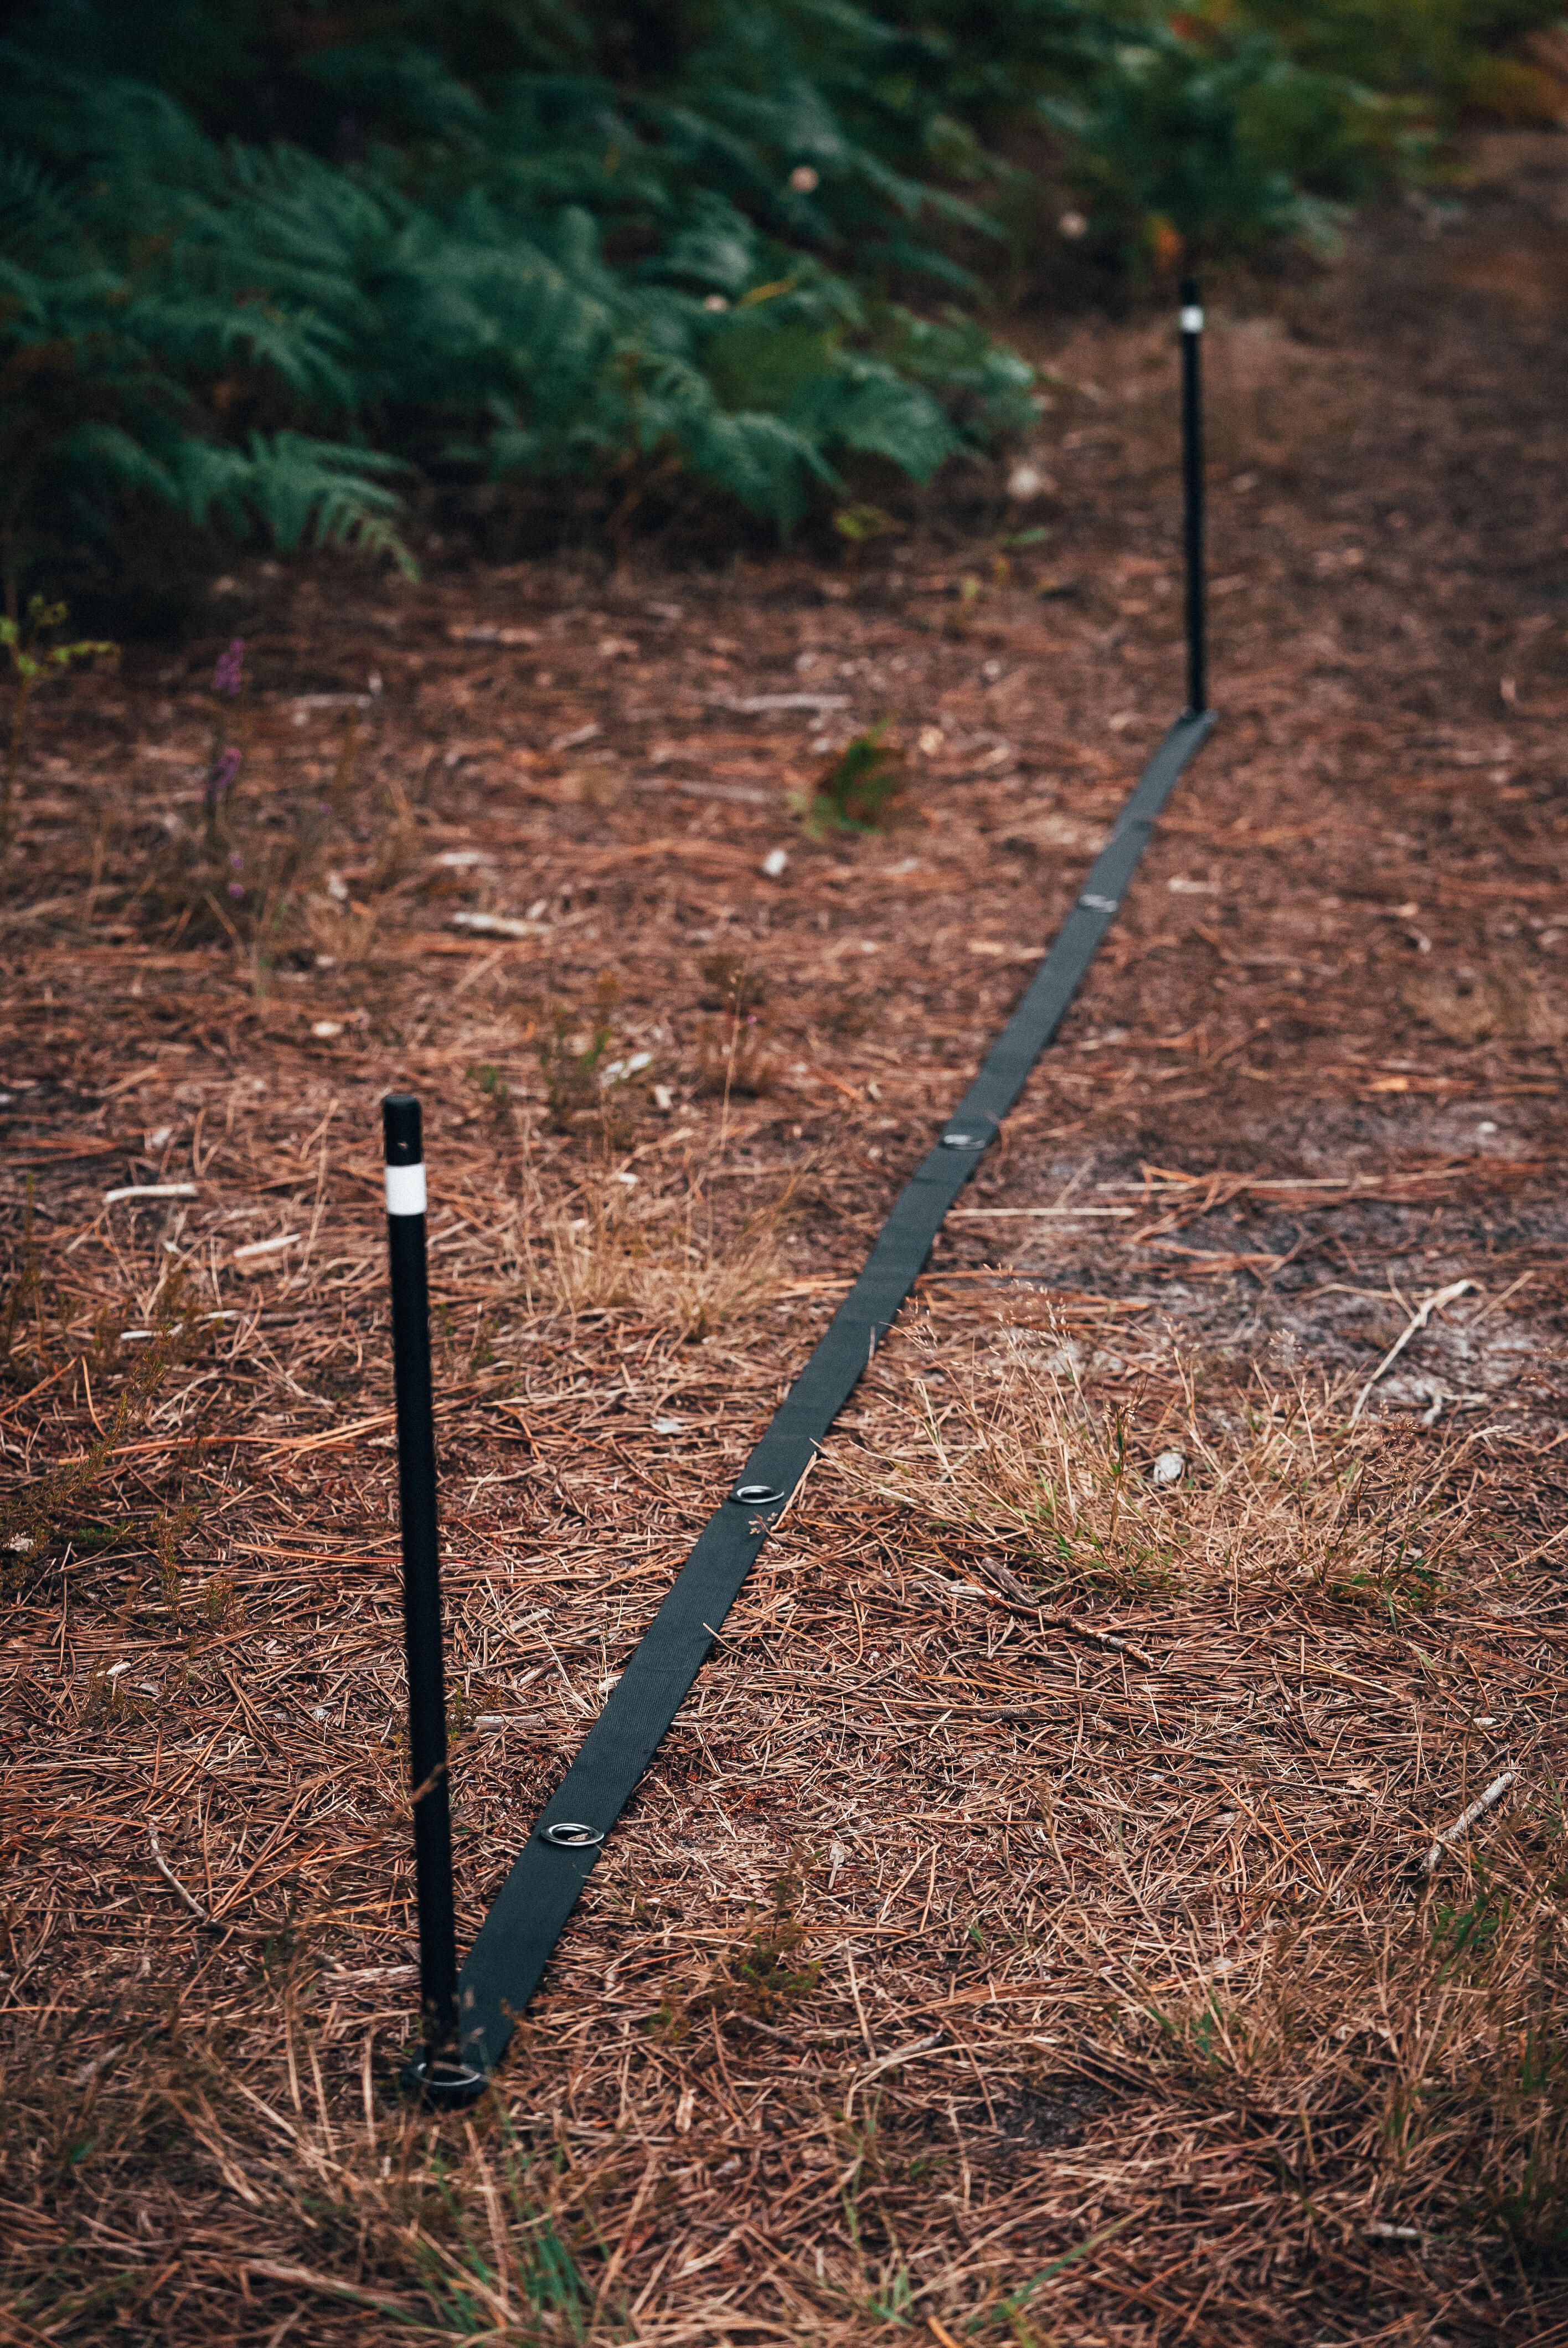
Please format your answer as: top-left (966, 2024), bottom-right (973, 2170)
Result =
top-left (1104, 1817), bottom-right (1568, 2290)
top-left (829, 1328), bottom-right (1463, 1613)
top-left (695, 1011), bottom-right (778, 1099)
top-left (523, 1164), bottom-right (792, 1337)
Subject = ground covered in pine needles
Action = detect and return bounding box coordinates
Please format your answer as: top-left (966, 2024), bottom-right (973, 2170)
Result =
top-left (4, 138), bottom-right (1568, 2348)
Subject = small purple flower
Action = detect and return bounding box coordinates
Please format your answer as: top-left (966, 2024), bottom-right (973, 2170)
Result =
top-left (227, 880), bottom-right (245, 900)
top-left (204, 744), bottom-right (241, 815)
top-left (213, 637), bottom-right (245, 697)
top-left (229, 851), bottom-right (244, 871)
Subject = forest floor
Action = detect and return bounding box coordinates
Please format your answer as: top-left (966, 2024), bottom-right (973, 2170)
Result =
top-left (3, 133), bottom-right (1568, 2348)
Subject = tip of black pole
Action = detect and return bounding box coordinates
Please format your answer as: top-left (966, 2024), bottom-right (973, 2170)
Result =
top-left (383, 1092), bottom-right (422, 1166)
top-left (1180, 275), bottom-right (1200, 307)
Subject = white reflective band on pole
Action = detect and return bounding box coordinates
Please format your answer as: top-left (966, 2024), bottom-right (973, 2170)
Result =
top-left (1181, 305), bottom-right (1204, 333)
top-left (386, 1163), bottom-right (427, 1217)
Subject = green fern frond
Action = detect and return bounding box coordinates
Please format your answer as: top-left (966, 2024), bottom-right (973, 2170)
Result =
top-left (0, 149), bottom-right (85, 263)
top-left (174, 432), bottom-right (416, 576)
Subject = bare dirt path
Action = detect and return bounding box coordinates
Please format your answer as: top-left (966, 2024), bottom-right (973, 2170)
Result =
top-left (2, 136), bottom-right (1566, 2348)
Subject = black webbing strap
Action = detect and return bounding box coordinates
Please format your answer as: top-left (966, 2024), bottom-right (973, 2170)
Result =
top-left (455, 705), bottom-right (1216, 2076)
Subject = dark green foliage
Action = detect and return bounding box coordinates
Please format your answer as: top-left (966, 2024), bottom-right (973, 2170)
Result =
top-left (1227, 0), bottom-right (1568, 107)
top-left (0, 1), bottom-right (1555, 599)
top-left (798, 720), bottom-right (908, 833)
top-left (1046, 20), bottom-right (1418, 261)
top-left (0, 2), bottom-right (1043, 601)
top-left (0, 75), bottom-right (418, 604)
top-left (1048, 2), bottom-right (1567, 264)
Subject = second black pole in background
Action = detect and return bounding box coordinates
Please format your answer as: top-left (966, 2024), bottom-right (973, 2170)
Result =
top-left (383, 1093), bottom-right (464, 2088)
top-left (1180, 276), bottom-right (1207, 718)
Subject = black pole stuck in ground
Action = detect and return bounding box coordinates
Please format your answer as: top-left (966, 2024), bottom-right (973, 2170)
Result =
top-left (1180, 276), bottom-right (1207, 718)
top-left (383, 1094), bottom-right (479, 2102)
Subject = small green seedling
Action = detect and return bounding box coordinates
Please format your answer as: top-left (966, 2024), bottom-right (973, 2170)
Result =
top-left (795, 720), bottom-right (907, 836)
top-left (832, 503), bottom-right (902, 574)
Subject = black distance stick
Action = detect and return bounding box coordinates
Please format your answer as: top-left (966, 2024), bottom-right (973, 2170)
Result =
top-left (1180, 276), bottom-right (1208, 718)
top-left (383, 1094), bottom-right (481, 2104)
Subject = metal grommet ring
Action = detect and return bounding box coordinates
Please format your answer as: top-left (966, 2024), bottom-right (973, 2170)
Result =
top-left (731, 1482), bottom-right (785, 1506)
top-left (405, 2056), bottom-right (489, 2104)
top-left (542, 1820), bottom-right (604, 1848)
top-left (941, 1130), bottom-right (983, 1150)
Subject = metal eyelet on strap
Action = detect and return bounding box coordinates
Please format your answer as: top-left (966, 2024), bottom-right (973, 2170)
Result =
top-left (405, 2054), bottom-right (489, 2104)
top-left (1080, 892), bottom-right (1119, 914)
top-left (941, 1130), bottom-right (985, 1150)
top-left (731, 1481), bottom-right (786, 1506)
top-left (543, 1821), bottom-right (604, 1848)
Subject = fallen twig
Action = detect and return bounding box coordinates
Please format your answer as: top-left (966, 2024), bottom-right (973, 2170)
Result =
top-left (1350, 1279), bottom-right (1476, 1423)
top-left (242, 2265), bottom-right (435, 2325)
top-left (148, 1826), bottom-right (214, 1926)
top-left (1419, 1769), bottom-right (1518, 1877)
top-left (973, 1555), bottom-right (1154, 1666)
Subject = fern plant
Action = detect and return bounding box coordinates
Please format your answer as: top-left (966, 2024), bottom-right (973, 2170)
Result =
top-left (0, 11), bottom-right (1049, 598)
top-left (2, 0), bottom-right (1545, 599)
top-left (0, 107), bottom-right (417, 609)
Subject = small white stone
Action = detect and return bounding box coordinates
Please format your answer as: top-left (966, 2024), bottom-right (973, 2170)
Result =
top-left (1151, 1450), bottom-right (1185, 1486)
top-left (762, 847), bottom-right (789, 878)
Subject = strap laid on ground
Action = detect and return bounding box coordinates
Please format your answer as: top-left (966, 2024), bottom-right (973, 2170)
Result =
top-left (455, 706), bottom-right (1216, 2078)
